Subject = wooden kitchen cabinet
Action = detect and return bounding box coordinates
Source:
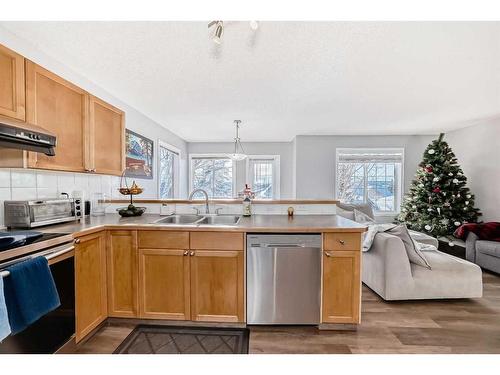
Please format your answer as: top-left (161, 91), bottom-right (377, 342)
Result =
top-left (107, 230), bottom-right (138, 318)
top-left (0, 44), bottom-right (25, 121)
top-left (322, 250), bottom-right (361, 324)
top-left (138, 248), bottom-right (191, 320)
top-left (25, 61), bottom-right (90, 172)
top-left (190, 250), bottom-right (244, 323)
top-left (75, 231), bottom-right (108, 342)
top-left (89, 95), bottom-right (125, 176)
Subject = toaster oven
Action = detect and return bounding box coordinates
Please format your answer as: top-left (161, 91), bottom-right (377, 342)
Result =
top-left (3, 198), bottom-right (83, 228)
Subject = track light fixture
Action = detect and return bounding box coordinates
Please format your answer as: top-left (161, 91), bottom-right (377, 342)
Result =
top-left (208, 21), bottom-right (259, 44)
top-left (212, 21), bottom-right (224, 44)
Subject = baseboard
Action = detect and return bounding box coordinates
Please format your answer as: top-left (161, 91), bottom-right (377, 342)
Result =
top-left (318, 323), bottom-right (358, 331)
top-left (107, 317), bottom-right (247, 329)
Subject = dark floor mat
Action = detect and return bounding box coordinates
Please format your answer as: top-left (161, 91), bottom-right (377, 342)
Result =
top-left (113, 325), bottom-right (249, 354)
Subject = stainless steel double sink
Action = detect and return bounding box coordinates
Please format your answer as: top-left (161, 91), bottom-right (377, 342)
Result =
top-left (153, 214), bottom-right (241, 226)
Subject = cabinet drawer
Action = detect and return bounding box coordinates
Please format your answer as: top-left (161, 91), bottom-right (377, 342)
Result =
top-left (190, 232), bottom-right (244, 251)
top-left (138, 231), bottom-right (189, 249)
top-left (323, 233), bottom-right (361, 251)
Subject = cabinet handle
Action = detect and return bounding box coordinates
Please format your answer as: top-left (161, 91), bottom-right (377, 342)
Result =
top-left (339, 240), bottom-right (345, 245)
top-left (324, 251), bottom-right (334, 258)
top-left (74, 238), bottom-right (81, 244)
top-left (183, 250), bottom-right (189, 256)
top-left (189, 251), bottom-right (195, 256)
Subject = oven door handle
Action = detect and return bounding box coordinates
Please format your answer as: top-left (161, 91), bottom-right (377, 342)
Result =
top-left (0, 245), bottom-right (75, 278)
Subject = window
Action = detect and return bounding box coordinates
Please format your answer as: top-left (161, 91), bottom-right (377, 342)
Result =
top-left (158, 141), bottom-right (180, 199)
top-left (336, 148), bottom-right (404, 213)
top-left (246, 156), bottom-right (280, 199)
top-left (190, 155), bottom-right (235, 198)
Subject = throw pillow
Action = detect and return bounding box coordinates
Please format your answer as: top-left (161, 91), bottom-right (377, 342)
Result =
top-left (337, 202), bottom-right (375, 220)
top-left (354, 209), bottom-right (375, 224)
top-left (386, 225), bottom-right (432, 269)
top-left (336, 207), bottom-right (355, 221)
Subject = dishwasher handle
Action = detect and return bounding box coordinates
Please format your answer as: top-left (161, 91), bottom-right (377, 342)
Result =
top-left (259, 243), bottom-right (309, 248)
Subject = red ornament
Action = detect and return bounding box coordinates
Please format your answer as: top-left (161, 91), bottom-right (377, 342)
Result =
top-left (433, 186), bottom-right (441, 193)
top-left (425, 166), bottom-right (433, 173)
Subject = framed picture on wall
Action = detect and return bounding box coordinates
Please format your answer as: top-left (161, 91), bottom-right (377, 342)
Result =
top-left (125, 129), bottom-right (154, 179)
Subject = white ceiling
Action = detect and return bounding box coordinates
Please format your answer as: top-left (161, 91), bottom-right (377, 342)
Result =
top-left (2, 21), bottom-right (499, 142)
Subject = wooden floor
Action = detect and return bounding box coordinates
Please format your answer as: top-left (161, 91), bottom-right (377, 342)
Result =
top-left (75, 272), bottom-right (500, 354)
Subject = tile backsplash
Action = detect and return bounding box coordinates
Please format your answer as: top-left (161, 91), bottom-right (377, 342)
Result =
top-left (0, 168), bottom-right (127, 228)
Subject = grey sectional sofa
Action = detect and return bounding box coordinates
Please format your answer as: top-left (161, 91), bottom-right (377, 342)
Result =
top-left (466, 232), bottom-right (500, 274)
top-left (362, 231), bottom-right (483, 300)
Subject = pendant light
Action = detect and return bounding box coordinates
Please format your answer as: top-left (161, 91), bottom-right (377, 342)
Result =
top-left (227, 120), bottom-right (247, 161)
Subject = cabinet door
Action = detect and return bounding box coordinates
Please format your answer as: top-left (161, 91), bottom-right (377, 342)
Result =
top-left (25, 61), bottom-right (90, 172)
top-left (190, 250), bottom-right (244, 323)
top-left (89, 95), bottom-right (125, 176)
top-left (107, 230), bottom-right (138, 318)
top-left (0, 44), bottom-right (25, 120)
top-left (75, 232), bottom-right (107, 342)
top-left (138, 249), bottom-right (190, 320)
top-left (322, 250), bottom-right (361, 324)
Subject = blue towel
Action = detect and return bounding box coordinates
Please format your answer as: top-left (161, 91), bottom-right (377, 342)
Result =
top-left (0, 275), bottom-right (11, 341)
top-left (3, 257), bottom-right (60, 335)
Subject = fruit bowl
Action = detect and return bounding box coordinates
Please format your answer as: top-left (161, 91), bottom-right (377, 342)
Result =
top-left (117, 204), bottom-right (147, 217)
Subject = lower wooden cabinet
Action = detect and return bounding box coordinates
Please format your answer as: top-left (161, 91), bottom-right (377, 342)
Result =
top-left (322, 250), bottom-right (361, 324)
top-left (138, 248), bottom-right (191, 320)
top-left (75, 231), bottom-right (107, 342)
top-left (107, 230), bottom-right (138, 318)
top-left (190, 250), bottom-right (244, 323)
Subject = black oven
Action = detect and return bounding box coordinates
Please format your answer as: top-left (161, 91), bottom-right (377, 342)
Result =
top-left (0, 252), bottom-right (75, 353)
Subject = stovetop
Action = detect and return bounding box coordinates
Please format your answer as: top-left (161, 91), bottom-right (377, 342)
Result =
top-left (0, 231), bottom-right (69, 252)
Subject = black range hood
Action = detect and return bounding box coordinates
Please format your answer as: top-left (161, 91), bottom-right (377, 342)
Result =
top-left (0, 117), bottom-right (56, 156)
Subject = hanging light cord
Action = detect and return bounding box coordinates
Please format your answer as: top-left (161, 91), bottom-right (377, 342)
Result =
top-left (233, 120), bottom-right (245, 155)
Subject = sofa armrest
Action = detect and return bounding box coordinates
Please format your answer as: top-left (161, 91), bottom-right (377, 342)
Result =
top-left (408, 229), bottom-right (439, 248)
top-left (362, 232), bottom-right (414, 299)
top-left (465, 232), bottom-right (479, 263)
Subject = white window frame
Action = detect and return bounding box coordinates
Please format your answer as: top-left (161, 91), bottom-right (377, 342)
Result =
top-left (335, 148), bottom-right (404, 215)
top-left (158, 140), bottom-right (181, 199)
top-left (246, 155), bottom-right (281, 199)
top-left (189, 153), bottom-right (237, 198)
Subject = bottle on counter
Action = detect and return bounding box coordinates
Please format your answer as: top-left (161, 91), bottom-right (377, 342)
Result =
top-left (242, 196), bottom-right (252, 217)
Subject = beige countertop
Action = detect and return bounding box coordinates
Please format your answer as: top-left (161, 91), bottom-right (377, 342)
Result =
top-left (40, 213), bottom-right (367, 236)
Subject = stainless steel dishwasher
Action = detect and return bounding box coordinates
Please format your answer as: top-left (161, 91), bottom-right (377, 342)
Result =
top-left (247, 234), bottom-right (321, 325)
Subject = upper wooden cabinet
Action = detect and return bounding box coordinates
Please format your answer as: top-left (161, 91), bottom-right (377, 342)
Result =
top-left (75, 231), bottom-right (108, 342)
top-left (89, 95), bottom-right (125, 175)
top-left (0, 44), bottom-right (126, 175)
top-left (107, 230), bottom-right (138, 318)
top-left (0, 44), bottom-right (25, 121)
top-left (25, 60), bottom-right (90, 172)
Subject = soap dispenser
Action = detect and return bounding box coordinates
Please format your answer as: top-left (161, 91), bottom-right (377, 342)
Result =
top-left (242, 195), bottom-right (252, 217)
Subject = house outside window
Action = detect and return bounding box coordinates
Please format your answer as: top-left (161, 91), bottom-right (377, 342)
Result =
top-left (190, 154), bottom-right (235, 198)
top-left (246, 155), bottom-right (280, 199)
top-left (336, 148), bottom-right (404, 213)
top-left (158, 141), bottom-right (180, 199)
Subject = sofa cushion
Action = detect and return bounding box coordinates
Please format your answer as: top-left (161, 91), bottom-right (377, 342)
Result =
top-left (337, 202), bottom-right (375, 220)
top-left (386, 225), bottom-right (431, 269)
top-left (476, 240), bottom-right (500, 258)
top-left (409, 251), bottom-right (483, 299)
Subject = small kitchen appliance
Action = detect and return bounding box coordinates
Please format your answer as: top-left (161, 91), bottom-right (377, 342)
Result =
top-left (3, 198), bottom-right (82, 229)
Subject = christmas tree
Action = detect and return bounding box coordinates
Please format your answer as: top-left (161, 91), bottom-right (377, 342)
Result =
top-left (396, 133), bottom-right (481, 237)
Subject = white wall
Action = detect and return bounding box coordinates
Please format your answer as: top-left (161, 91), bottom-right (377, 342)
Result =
top-left (187, 142), bottom-right (294, 198)
top-left (445, 119), bottom-right (500, 222)
top-left (294, 135), bottom-right (436, 199)
top-left (0, 26), bottom-right (189, 204)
